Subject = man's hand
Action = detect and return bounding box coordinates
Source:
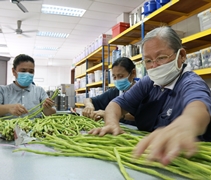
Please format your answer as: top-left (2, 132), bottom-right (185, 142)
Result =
top-left (82, 106), bottom-right (95, 117)
top-left (89, 123), bottom-right (124, 136)
top-left (133, 124), bottom-right (197, 165)
top-left (42, 98), bottom-right (54, 109)
top-left (89, 110), bottom-right (105, 121)
top-left (9, 104), bottom-right (28, 116)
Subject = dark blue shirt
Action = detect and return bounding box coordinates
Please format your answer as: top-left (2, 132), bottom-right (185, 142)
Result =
top-left (91, 88), bottom-right (119, 110)
top-left (113, 71), bottom-right (211, 141)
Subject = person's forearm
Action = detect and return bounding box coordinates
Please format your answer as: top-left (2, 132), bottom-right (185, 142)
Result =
top-left (43, 107), bottom-right (56, 116)
top-left (172, 101), bottom-right (210, 136)
top-left (124, 113), bottom-right (135, 121)
top-left (0, 105), bottom-right (10, 116)
top-left (104, 102), bottom-right (126, 125)
top-left (84, 98), bottom-right (95, 108)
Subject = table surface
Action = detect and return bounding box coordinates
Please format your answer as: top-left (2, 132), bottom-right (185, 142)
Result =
top-left (0, 139), bottom-right (190, 180)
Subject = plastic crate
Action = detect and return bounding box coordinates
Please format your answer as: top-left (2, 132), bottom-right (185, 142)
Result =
top-left (112, 22), bottom-right (130, 38)
top-left (186, 51), bottom-right (202, 70)
top-left (200, 47), bottom-right (211, 68)
top-left (197, 8), bottom-right (211, 31)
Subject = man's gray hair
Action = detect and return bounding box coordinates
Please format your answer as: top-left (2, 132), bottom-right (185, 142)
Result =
top-left (141, 26), bottom-right (182, 56)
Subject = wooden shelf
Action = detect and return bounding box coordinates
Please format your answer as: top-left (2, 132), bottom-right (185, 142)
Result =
top-left (108, 83), bottom-right (115, 87)
top-left (108, 54), bottom-right (142, 69)
top-left (75, 46), bottom-right (116, 66)
top-left (86, 81), bottom-right (103, 87)
top-left (87, 62), bottom-right (108, 73)
top-left (131, 54), bottom-right (142, 61)
top-left (181, 29), bottom-right (211, 53)
top-left (75, 103), bottom-right (85, 107)
top-left (193, 68), bottom-right (211, 76)
top-left (108, 0), bottom-right (211, 45)
top-left (75, 88), bottom-right (86, 92)
top-left (75, 73), bottom-right (86, 79)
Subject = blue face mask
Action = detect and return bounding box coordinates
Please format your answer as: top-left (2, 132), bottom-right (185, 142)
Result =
top-left (114, 75), bottom-right (132, 91)
top-left (16, 72), bottom-right (34, 87)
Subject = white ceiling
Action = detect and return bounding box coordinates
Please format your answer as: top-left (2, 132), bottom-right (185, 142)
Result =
top-left (0, 0), bottom-right (145, 67)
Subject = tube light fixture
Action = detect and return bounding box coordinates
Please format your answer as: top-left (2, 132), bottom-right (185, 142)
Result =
top-left (36, 31), bottom-right (69, 38)
top-left (41, 4), bottom-right (86, 17)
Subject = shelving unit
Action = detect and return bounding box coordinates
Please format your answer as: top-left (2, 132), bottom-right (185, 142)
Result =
top-left (87, 62), bottom-right (108, 73)
top-left (74, 45), bottom-right (116, 108)
top-left (74, 0), bottom-right (211, 109)
top-left (108, 0), bottom-right (211, 78)
top-left (108, 0), bottom-right (211, 46)
top-left (75, 73), bottom-right (86, 79)
top-left (75, 103), bottom-right (85, 107)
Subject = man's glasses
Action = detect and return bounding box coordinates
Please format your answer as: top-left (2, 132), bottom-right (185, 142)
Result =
top-left (142, 52), bottom-right (175, 68)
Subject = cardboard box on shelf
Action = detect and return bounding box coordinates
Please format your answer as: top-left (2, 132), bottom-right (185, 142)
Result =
top-left (112, 22), bottom-right (130, 38)
top-left (200, 47), bottom-right (211, 68)
top-left (186, 51), bottom-right (203, 70)
top-left (97, 34), bottom-right (112, 48)
top-left (81, 62), bottom-right (86, 74)
top-left (197, 8), bottom-right (211, 31)
top-left (75, 65), bottom-right (81, 77)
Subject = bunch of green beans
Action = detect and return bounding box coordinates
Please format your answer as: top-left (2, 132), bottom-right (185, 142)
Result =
top-left (0, 89), bottom-right (60, 121)
top-left (0, 114), bottom-right (104, 140)
top-left (13, 131), bottom-right (211, 180)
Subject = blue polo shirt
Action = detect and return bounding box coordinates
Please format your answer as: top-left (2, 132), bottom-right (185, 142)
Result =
top-left (0, 82), bottom-right (48, 118)
top-left (113, 70), bottom-right (211, 141)
top-left (91, 88), bottom-right (119, 110)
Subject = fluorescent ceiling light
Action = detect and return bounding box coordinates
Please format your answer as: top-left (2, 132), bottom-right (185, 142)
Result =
top-left (37, 31), bottom-right (69, 38)
top-left (41, 4), bottom-right (86, 17)
top-left (34, 46), bottom-right (59, 51)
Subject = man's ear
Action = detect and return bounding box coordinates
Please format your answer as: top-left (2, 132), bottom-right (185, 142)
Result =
top-left (12, 68), bottom-right (16, 76)
top-left (132, 68), bottom-right (136, 77)
top-left (180, 48), bottom-right (187, 62)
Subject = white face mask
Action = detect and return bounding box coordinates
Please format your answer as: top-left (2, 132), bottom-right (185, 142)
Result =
top-left (147, 49), bottom-right (182, 86)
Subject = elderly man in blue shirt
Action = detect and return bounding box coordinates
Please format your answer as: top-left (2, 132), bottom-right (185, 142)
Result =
top-left (0, 54), bottom-right (56, 118)
top-left (89, 26), bottom-right (211, 165)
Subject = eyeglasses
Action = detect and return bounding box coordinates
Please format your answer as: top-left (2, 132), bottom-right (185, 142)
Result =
top-left (142, 52), bottom-right (175, 67)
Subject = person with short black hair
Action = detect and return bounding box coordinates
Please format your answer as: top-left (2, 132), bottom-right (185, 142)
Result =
top-left (0, 54), bottom-right (56, 118)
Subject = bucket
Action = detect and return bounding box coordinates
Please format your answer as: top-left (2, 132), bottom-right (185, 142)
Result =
top-left (148, 0), bottom-right (157, 13)
top-left (156, 0), bottom-right (162, 9)
top-left (94, 70), bottom-right (102, 82)
top-left (159, 0), bottom-right (170, 5)
top-left (143, 2), bottom-right (149, 16)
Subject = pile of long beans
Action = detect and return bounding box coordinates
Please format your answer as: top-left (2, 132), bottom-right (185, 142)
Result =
top-left (0, 114), bottom-right (104, 141)
top-left (0, 89), bottom-right (60, 121)
top-left (13, 129), bottom-right (211, 180)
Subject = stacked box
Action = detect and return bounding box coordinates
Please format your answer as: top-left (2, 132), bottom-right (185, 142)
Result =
top-left (75, 65), bottom-right (81, 77)
top-left (112, 22), bottom-right (130, 38)
top-left (186, 51), bottom-right (202, 70)
top-left (197, 8), bottom-right (211, 31)
top-left (200, 47), bottom-right (211, 68)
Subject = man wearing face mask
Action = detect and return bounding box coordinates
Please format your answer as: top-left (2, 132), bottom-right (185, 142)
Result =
top-left (89, 26), bottom-right (211, 165)
top-left (82, 57), bottom-right (137, 124)
top-left (0, 54), bottom-right (56, 118)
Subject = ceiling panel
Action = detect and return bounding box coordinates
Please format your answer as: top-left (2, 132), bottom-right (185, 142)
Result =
top-left (0, 0), bottom-right (145, 66)
top-left (83, 10), bottom-right (118, 21)
top-left (89, 2), bottom-right (135, 14)
top-left (95, 0), bottom-right (145, 7)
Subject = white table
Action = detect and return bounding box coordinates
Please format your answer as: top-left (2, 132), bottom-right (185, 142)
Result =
top-left (0, 139), bottom-right (189, 180)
